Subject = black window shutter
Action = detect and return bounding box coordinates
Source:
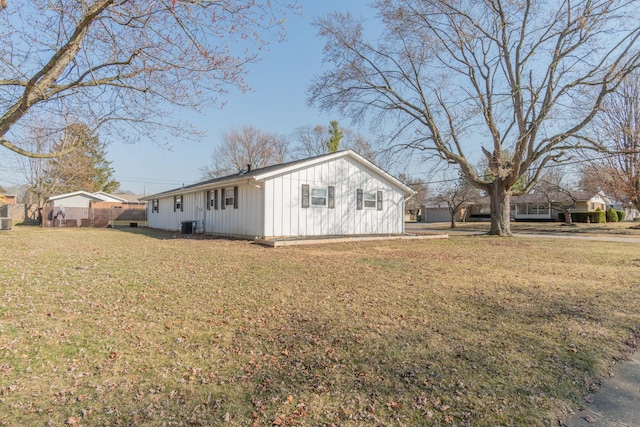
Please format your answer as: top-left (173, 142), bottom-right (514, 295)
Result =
top-left (206, 191), bottom-right (211, 210)
top-left (180, 195), bottom-right (184, 212)
top-left (214, 189), bottom-right (218, 210)
top-left (302, 184), bottom-right (310, 208)
top-left (377, 191), bottom-right (383, 210)
top-left (220, 188), bottom-right (225, 210)
top-left (173, 196), bottom-right (177, 212)
top-left (328, 186), bottom-right (335, 209)
top-left (233, 186), bottom-right (239, 209)
top-left (356, 189), bottom-right (363, 210)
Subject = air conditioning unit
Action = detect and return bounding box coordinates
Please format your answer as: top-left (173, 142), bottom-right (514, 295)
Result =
top-left (0, 217), bottom-right (12, 231)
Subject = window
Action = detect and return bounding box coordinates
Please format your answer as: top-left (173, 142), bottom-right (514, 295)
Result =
top-left (207, 190), bottom-right (218, 210)
top-left (363, 191), bottom-right (377, 209)
top-left (174, 195), bottom-right (183, 212)
top-left (302, 185), bottom-right (335, 208)
top-left (357, 189), bottom-right (383, 210)
top-left (221, 187), bottom-right (238, 209)
top-left (535, 204), bottom-right (549, 215)
top-left (152, 199), bottom-right (159, 213)
top-left (225, 188), bottom-right (234, 206)
top-left (311, 188), bottom-right (327, 206)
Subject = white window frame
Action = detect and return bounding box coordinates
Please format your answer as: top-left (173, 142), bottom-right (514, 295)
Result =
top-left (174, 195), bottom-right (182, 211)
top-left (152, 199), bottom-right (159, 213)
top-left (311, 187), bottom-right (327, 207)
top-left (224, 188), bottom-right (234, 206)
top-left (363, 191), bottom-right (377, 209)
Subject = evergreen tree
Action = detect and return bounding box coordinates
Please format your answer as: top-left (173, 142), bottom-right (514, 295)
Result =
top-left (44, 124), bottom-right (119, 194)
top-left (327, 120), bottom-right (343, 153)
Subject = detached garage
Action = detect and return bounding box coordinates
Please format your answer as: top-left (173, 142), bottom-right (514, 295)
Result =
top-left (142, 150), bottom-right (415, 239)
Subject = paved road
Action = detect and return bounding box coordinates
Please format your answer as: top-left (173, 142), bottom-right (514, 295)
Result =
top-left (405, 223), bottom-right (640, 243)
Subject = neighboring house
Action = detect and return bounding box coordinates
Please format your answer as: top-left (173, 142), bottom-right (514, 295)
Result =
top-left (45, 191), bottom-right (143, 208)
top-left (44, 191), bottom-right (146, 228)
top-left (467, 191), bottom-right (610, 221)
top-left (142, 150), bottom-right (415, 239)
top-left (46, 191), bottom-right (108, 208)
top-left (422, 202), bottom-right (471, 223)
top-left (0, 194), bottom-right (17, 205)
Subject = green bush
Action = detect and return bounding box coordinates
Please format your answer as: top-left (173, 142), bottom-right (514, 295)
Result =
top-left (569, 211), bottom-right (606, 223)
top-left (616, 210), bottom-right (626, 222)
top-left (606, 207), bottom-right (618, 222)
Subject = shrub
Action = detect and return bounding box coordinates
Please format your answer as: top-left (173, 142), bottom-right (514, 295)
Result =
top-left (606, 207), bottom-right (618, 222)
top-left (616, 210), bottom-right (626, 222)
top-left (570, 211), bottom-right (606, 223)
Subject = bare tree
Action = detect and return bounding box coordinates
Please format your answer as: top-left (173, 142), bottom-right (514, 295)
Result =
top-left (292, 124), bottom-right (378, 162)
top-left (308, 0), bottom-right (640, 236)
top-left (200, 126), bottom-right (288, 179)
top-left (434, 178), bottom-right (478, 229)
top-left (398, 173), bottom-right (428, 219)
top-left (580, 72), bottom-right (640, 211)
top-left (0, 1), bottom-right (297, 158)
top-left (535, 169), bottom-right (579, 225)
top-left (292, 124), bottom-right (330, 158)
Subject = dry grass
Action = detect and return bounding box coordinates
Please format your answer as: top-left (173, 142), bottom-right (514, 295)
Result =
top-left (1, 226), bottom-right (639, 426)
top-left (411, 220), bottom-right (640, 237)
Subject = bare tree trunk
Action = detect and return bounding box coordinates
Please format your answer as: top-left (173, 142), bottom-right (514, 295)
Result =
top-left (488, 180), bottom-right (512, 236)
top-left (450, 213), bottom-right (456, 229)
top-left (563, 208), bottom-right (573, 225)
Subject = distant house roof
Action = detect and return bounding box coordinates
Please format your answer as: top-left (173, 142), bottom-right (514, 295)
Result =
top-left (46, 191), bottom-right (106, 203)
top-left (92, 191), bottom-right (129, 203)
top-left (141, 150), bottom-right (416, 200)
top-left (46, 191), bottom-right (143, 204)
top-left (112, 193), bottom-right (145, 203)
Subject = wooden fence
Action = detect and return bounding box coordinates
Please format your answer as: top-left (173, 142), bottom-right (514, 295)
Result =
top-left (42, 205), bottom-right (147, 228)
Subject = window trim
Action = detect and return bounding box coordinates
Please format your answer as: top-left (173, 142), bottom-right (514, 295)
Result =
top-left (174, 195), bottom-right (183, 212)
top-left (225, 188), bottom-right (234, 207)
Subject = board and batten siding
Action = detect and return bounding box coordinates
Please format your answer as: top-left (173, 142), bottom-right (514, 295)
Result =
top-left (146, 191), bottom-right (203, 232)
top-left (262, 156), bottom-right (405, 238)
top-left (147, 184), bottom-right (264, 237)
top-left (203, 184), bottom-right (263, 237)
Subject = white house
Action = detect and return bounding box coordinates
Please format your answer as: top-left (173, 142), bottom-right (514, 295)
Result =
top-left (47, 191), bottom-right (109, 208)
top-left (466, 191), bottom-right (610, 221)
top-left (142, 150), bottom-right (415, 239)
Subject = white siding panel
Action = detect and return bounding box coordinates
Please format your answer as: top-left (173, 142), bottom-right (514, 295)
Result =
top-left (204, 184), bottom-right (263, 237)
top-left (148, 185), bottom-right (264, 237)
top-left (147, 192), bottom-right (204, 232)
top-left (262, 156), bottom-right (406, 237)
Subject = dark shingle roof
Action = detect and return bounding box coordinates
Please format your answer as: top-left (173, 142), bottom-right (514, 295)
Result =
top-left (143, 150), bottom-right (413, 200)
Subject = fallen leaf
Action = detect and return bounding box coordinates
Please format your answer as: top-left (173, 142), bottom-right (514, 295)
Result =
top-left (584, 415), bottom-right (597, 423)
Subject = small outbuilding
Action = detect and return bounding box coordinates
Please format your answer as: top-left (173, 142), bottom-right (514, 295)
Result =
top-left (142, 150), bottom-right (415, 239)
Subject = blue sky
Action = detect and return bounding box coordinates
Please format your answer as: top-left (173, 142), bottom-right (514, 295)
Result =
top-left (0, 1), bottom-right (383, 196)
top-left (109, 1), bottom-right (377, 195)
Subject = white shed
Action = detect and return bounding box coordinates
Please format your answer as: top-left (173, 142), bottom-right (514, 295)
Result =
top-left (142, 150), bottom-right (415, 239)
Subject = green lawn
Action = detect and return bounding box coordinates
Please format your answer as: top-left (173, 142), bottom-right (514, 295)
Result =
top-left (1, 227), bottom-right (639, 426)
